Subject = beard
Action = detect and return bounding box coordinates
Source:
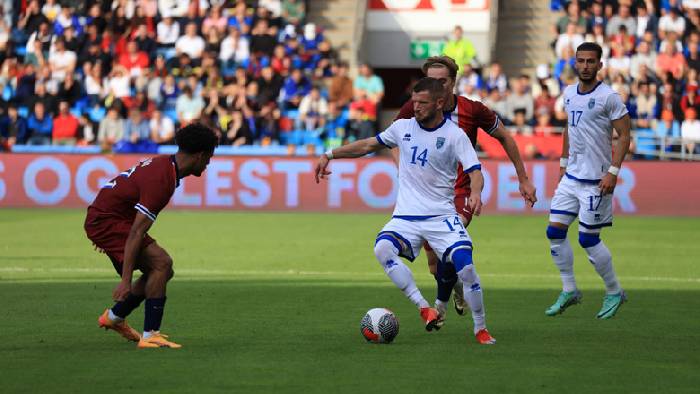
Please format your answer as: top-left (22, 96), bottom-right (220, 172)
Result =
top-left (416, 110), bottom-right (437, 126)
top-left (577, 69), bottom-right (598, 83)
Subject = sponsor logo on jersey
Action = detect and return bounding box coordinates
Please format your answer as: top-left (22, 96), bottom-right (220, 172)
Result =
top-left (403, 133), bottom-right (411, 141)
top-left (436, 137), bottom-right (445, 149)
top-left (588, 98), bottom-right (595, 109)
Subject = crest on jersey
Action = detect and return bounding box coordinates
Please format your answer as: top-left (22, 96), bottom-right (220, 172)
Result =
top-left (436, 137), bottom-right (445, 149)
top-left (588, 98), bottom-right (595, 109)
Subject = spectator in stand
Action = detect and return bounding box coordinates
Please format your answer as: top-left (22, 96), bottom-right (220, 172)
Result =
top-left (656, 43), bottom-right (687, 80)
top-left (257, 65), bottom-right (284, 108)
top-left (681, 107), bottom-right (700, 154)
top-left (483, 88), bottom-right (508, 120)
top-left (117, 108), bottom-right (155, 153)
top-left (132, 24), bottom-right (157, 56)
top-left (484, 62), bottom-right (508, 93)
top-left (291, 86), bottom-right (327, 154)
top-left (658, 7), bottom-right (686, 40)
top-left (97, 106), bottom-right (124, 152)
top-left (26, 102), bottom-right (53, 144)
top-left (635, 81), bottom-right (657, 129)
top-left (220, 27), bottom-right (250, 69)
top-left (347, 90), bottom-right (376, 142)
top-left (606, 4), bottom-right (636, 37)
top-left (15, 64), bottom-right (37, 106)
top-left (534, 84), bottom-right (557, 117)
top-left (282, 0), bottom-right (306, 27)
top-left (149, 109), bottom-right (175, 145)
top-left (26, 21), bottom-right (53, 56)
top-left (630, 41), bottom-right (657, 80)
top-left (119, 41), bottom-right (149, 78)
top-left (156, 15), bottom-right (180, 48)
top-left (687, 39), bottom-right (700, 74)
top-left (555, 23), bottom-right (584, 59)
top-left (106, 64), bottom-right (131, 101)
top-left (280, 68), bottom-right (310, 110)
top-left (328, 62), bottom-right (353, 111)
top-left (175, 23), bottom-right (205, 63)
top-left (656, 109), bottom-right (681, 145)
top-left (456, 63), bottom-right (483, 93)
top-left (353, 63), bottom-right (384, 106)
top-left (681, 83), bottom-right (700, 114)
top-left (587, 0), bottom-right (606, 34)
top-left (510, 108), bottom-right (533, 136)
top-left (442, 25), bottom-right (476, 76)
top-left (57, 72), bottom-right (83, 106)
top-left (506, 75), bottom-right (534, 124)
top-left (48, 38), bottom-right (77, 82)
top-left (611, 24), bottom-right (635, 57)
top-left (534, 109), bottom-right (556, 136)
top-left (225, 110), bottom-right (254, 146)
top-left (635, 4), bottom-right (658, 39)
top-left (202, 6), bottom-right (228, 36)
top-left (52, 100), bottom-right (79, 145)
top-left (176, 85), bottom-right (204, 125)
top-left (0, 105), bottom-right (28, 149)
top-left (271, 43), bottom-right (290, 75)
top-left (555, 1), bottom-right (586, 34)
top-left (608, 42), bottom-right (632, 79)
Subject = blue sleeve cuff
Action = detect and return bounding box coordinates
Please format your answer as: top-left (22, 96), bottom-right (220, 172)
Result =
top-left (376, 134), bottom-right (391, 148)
top-left (463, 164), bottom-right (482, 173)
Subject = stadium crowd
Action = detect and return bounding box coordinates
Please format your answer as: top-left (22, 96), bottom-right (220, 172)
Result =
top-left (0, 0), bottom-right (386, 155)
top-left (0, 0), bottom-right (698, 159)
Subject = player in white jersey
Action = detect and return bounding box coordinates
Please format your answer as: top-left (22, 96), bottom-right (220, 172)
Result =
top-left (315, 78), bottom-right (496, 344)
top-left (546, 42), bottom-right (631, 319)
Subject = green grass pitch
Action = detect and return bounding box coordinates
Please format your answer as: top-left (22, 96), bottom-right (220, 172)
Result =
top-left (1, 209), bottom-right (699, 393)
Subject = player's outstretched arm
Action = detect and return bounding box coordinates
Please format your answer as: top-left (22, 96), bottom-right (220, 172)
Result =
top-left (314, 137), bottom-right (387, 183)
top-left (113, 212), bottom-right (154, 301)
top-left (599, 114), bottom-right (631, 195)
top-left (490, 123), bottom-right (537, 207)
top-left (467, 169), bottom-right (484, 216)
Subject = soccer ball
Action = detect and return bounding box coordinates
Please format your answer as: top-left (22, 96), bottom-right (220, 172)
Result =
top-left (361, 308), bottom-right (399, 343)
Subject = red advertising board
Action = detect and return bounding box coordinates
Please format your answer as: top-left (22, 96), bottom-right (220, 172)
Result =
top-left (0, 154), bottom-right (698, 216)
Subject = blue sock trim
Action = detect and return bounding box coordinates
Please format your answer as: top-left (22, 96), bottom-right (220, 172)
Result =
top-left (451, 247), bottom-right (473, 273)
top-left (578, 232), bottom-right (601, 248)
top-left (546, 225), bottom-right (568, 239)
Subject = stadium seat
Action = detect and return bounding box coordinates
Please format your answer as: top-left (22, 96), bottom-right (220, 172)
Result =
top-left (18, 106), bottom-right (29, 118)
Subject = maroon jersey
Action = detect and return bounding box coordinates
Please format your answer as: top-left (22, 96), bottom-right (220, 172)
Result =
top-left (89, 155), bottom-right (179, 222)
top-left (396, 94), bottom-right (500, 195)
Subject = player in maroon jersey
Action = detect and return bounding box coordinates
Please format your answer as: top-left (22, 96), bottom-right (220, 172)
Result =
top-left (395, 56), bottom-right (538, 337)
top-left (85, 123), bottom-right (218, 349)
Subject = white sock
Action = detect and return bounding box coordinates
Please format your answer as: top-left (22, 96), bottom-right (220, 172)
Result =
top-left (584, 240), bottom-right (621, 294)
top-left (550, 237), bottom-right (577, 292)
top-left (142, 330), bottom-right (160, 339)
top-left (375, 239), bottom-right (429, 308)
top-left (458, 265), bottom-right (486, 334)
top-left (435, 299), bottom-right (447, 314)
top-left (108, 309), bottom-right (124, 323)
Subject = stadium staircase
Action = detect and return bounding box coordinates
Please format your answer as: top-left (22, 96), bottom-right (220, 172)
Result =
top-left (495, 0), bottom-right (558, 77)
top-left (306, 0), bottom-right (366, 69)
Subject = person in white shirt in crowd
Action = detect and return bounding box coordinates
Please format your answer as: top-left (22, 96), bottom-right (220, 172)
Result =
top-left (556, 23), bottom-right (585, 59)
top-left (150, 109), bottom-right (176, 144)
top-left (658, 7), bottom-right (686, 39)
top-left (176, 23), bottom-right (206, 62)
top-left (48, 39), bottom-right (76, 82)
top-left (681, 108), bottom-right (700, 155)
top-left (157, 15), bottom-right (180, 47)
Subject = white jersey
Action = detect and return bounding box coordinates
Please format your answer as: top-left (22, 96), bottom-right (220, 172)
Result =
top-left (562, 82), bottom-right (628, 182)
top-left (376, 117), bottom-right (481, 217)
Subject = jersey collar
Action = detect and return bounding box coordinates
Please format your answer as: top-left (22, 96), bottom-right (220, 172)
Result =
top-left (170, 155), bottom-right (181, 187)
top-left (577, 81), bottom-right (602, 95)
top-left (418, 116), bottom-right (447, 132)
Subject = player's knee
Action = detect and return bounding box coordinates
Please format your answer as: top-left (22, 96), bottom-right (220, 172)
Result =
top-left (546, 225), bottom-right (568, 240)
top-left (578, 232), bottom-right (601, 248)
top-left (167, 267), bottom-right (175, 281)
top-left (449, 247), bottom-right (473, 273)
top-left (152, 254), bottom-right (173, 274)
top-left (456, 264), bottom-right (480, 288)
top-left (374, 237), bottom-right (399, 269)
top-left (436, 261), bottom-right (457, 282)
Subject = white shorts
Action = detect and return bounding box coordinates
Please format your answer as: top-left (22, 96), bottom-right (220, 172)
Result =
top-left (549, 175), bottom-right (613, 233)
top-left (376, 215), bottom-right (473, 263)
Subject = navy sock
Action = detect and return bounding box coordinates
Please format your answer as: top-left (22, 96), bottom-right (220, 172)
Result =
top-left (144, 297), bottom-right (167, 332)
top-left (111, 293), bottom-right (145, 319)
top-left (435, 262), bottom-right (458, 303)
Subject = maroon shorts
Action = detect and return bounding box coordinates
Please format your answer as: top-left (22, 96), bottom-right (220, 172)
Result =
top-left (423, 193), bottom-right (473, 253)
top-left (84, 209), bottom-right (155, 274)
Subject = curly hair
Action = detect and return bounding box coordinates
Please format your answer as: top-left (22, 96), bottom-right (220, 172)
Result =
top-left (175, 123), bottom-right (219, 154)
top-left (421, 56), bottom-right (459, 81)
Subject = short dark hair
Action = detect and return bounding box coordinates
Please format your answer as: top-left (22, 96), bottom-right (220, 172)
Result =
top-left (412, 77), bottom-right (445, 99)
top-left (422, 56), bottom-right (458, 81)
top-left (576, 42), bottom-right (603, 60)
top-left (175, 123), bottom-right (219, 154)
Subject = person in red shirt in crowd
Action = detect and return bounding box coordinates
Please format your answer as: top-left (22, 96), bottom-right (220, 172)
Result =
top-left (85, 123), bottom-right (218, 349)
top-left (119, 41), bottom-right (150, 78)
top-left (52, 101), bottom-right (80, 145)
top-left (394, 56), bottom-right (537, 343)
top-left (680, 83), bottom-right (700, 115)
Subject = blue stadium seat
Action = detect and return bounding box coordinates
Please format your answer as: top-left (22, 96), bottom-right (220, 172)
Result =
top-left (17, 106), bottom-right (29, 118)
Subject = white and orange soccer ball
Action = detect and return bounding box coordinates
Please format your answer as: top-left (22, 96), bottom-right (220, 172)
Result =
top-left (361, 308), bottom-right (399, 343)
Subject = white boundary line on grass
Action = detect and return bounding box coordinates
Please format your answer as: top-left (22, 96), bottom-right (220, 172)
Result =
top-left (0, 267), bottom-right (699, 284)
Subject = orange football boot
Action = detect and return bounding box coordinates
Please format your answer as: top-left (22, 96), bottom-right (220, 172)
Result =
top-left (137, 332), bottom-right (182, 349)
top-left (475, 328), bottom-right (496, 345)
top-left (420, 307), bottom-right (441, 332)
top-left (98, 309), bottom-right (141, 342)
